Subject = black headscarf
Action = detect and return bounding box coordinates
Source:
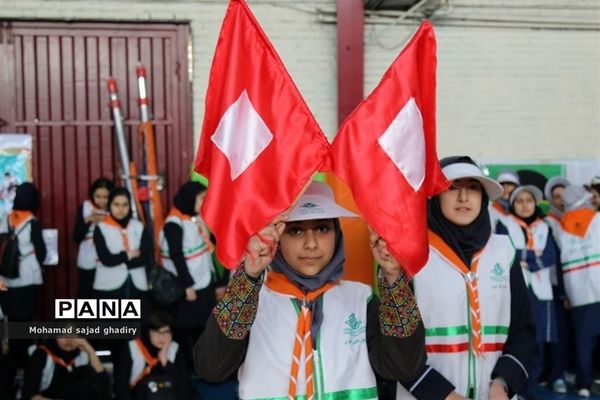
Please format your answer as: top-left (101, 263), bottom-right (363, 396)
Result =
top-left (140, 328), bottom-right (161, 358)
top-left (108, 187), bottom-right (133, 228)
top-left (271, 218), bottom-right (345, 341)
top-left (13, 182), bottom-right (39, 213)
top-left (88, 177), bottom-right (114, 200)
top-left (141, 309), bottom-right (172, 357)
top-left (173, 181), bottom-right (206, 216)
top-left (428, 156), bottom-right (491, 267)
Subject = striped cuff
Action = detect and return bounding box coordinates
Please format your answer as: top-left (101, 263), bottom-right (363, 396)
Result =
top-left (213, 267), bottom-right (263, 339)
top-left (378, 269), bottom-right (421, 338)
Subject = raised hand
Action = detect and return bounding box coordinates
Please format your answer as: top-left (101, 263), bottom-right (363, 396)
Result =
top-left (185, 287), bottom-right (197, 302)
top-left (243, 214), bottom-right (288, 278)
top-left (158, 339), bottom-right (172, 366)
top-left (489, 379), bottom-right (509, 400)
top-left (368, 227), bottom-right (402, 284)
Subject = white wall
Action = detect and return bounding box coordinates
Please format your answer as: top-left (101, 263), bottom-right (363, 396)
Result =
top-left (1, 0), bottom-right (598, 164)
top-left (364, 0), bottom-right (600, 162)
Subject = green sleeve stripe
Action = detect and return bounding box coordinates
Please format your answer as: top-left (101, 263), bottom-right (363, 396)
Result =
top-left (426, 325), bottom-right (509, 336)
top-left (243, 386), bottom-right (378, 400)
top-left (562, 253), bottom-right (600, 267)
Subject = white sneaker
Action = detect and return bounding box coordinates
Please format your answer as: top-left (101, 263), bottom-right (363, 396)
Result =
top-left (552, 379), bottom-right (567, 394)
top-left (578, 388), bottom-right (591, 398)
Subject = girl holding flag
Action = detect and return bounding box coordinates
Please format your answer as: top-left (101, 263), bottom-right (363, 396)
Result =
top-left (194, 181), bottom-right (427, 400)
top-left (396, 156), bottom-right (535, 400)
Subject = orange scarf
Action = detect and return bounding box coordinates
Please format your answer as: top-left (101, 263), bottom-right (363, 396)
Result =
top-left (265, 271), bottom-right (336, 400)
top-left (130, 338), bottom-right (160, 388)
top-left (168, 208), bottom-right (214, 253)
top-left (512, 218), bottom-right (543, 249)
top-left (561, 209), bottom-right (596, 238)
top-left (103, 215), bottom-right (130, 251)
top-left (9, 210), bottom-right (33, 229)
top-left (492, 201), bottom-right (508, 215)
top-left (429, 230), bottom-right (486, 356)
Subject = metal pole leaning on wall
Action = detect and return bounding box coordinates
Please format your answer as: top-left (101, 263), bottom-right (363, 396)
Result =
top-left (107, 78), bottom-right (139, 220)
top-left (136, 63), bottom-right (165, 248)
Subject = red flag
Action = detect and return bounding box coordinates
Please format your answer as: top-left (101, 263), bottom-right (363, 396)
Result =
top-left (195, 0), bottom-right (330, 268)
top-left (330, 21), bottom-right (449, 276)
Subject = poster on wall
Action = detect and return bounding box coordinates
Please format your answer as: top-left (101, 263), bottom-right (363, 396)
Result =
top-left (0, 134), bottom-right (33, 218)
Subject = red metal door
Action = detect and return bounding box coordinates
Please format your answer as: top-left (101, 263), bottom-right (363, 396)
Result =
top-left (0, 21), bottom-right (193, 318)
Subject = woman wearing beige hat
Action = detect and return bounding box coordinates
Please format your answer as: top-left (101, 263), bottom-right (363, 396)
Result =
top-left (397, 156), bottom-right (535, 400)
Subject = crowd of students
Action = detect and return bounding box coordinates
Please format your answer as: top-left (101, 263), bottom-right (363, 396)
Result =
top-left (0, 163), bottom-right (598, 400)
top-left (0, 179), bottom-right (223, 399)
top-left (490, 170), bottom-right (600, 399)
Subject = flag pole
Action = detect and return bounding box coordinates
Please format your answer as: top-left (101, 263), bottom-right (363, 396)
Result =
top-left (107, 78), bottom-right (139, 220)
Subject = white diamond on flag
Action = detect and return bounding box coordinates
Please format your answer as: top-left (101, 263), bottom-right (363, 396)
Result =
top-left (211, 90), bottom-right (274, 180)
top-left (377, 97), bottom-right (425, 192)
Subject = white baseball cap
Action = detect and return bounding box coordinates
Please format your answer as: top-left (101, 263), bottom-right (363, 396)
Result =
top-left (497, 170), bottom-right (520, 186)
top-left (510, 185), bottom-right (543, 205)
top-left (440, 156), bottom-right (503, 200)
top-left (287, 181), bottom-right (358, 222)
top-left (544, 177), bottom-right (570, 201)
top-left (562, 185), bottom-right (594, 211)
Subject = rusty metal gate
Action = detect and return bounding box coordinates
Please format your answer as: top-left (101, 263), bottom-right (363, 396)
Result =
top-left (0, 21), bottom-right (193, 318)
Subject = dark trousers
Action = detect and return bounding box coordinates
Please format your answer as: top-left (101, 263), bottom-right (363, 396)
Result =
top-left (571, 302), bottom-right (600, 388)
top-left (550, 292), bottom-right (571, 381)
top-left (93, 278), bottom-right (151, 367)
top-left (522, 342), bottom-right (545, 398)
top-left (0, 285), bottom-right (39, 370)
top-left (0, 285), bottom-right (39, 397)
top-left (77, 268), bottom-right (96, 299)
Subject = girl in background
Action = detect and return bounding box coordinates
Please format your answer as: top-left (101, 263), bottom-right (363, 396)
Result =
top-left (114, 309), bottom-right (193, 400)
top-left (73, 177), bottom-right (113, 298)
top-left (22, 335), bottom-right (109, 400)
top-left (543, 177), bottom-right (571, 394)
top-left (557, 185), bottom-right (600, 398)
top-left (159, 181), bottom-right (226, 370)
top-left (93, 187), bottom-right (151, 368)
top-left (0, 183), bottom-right (47, 387)
top-left (502, 185), bottom-right (558, 400)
